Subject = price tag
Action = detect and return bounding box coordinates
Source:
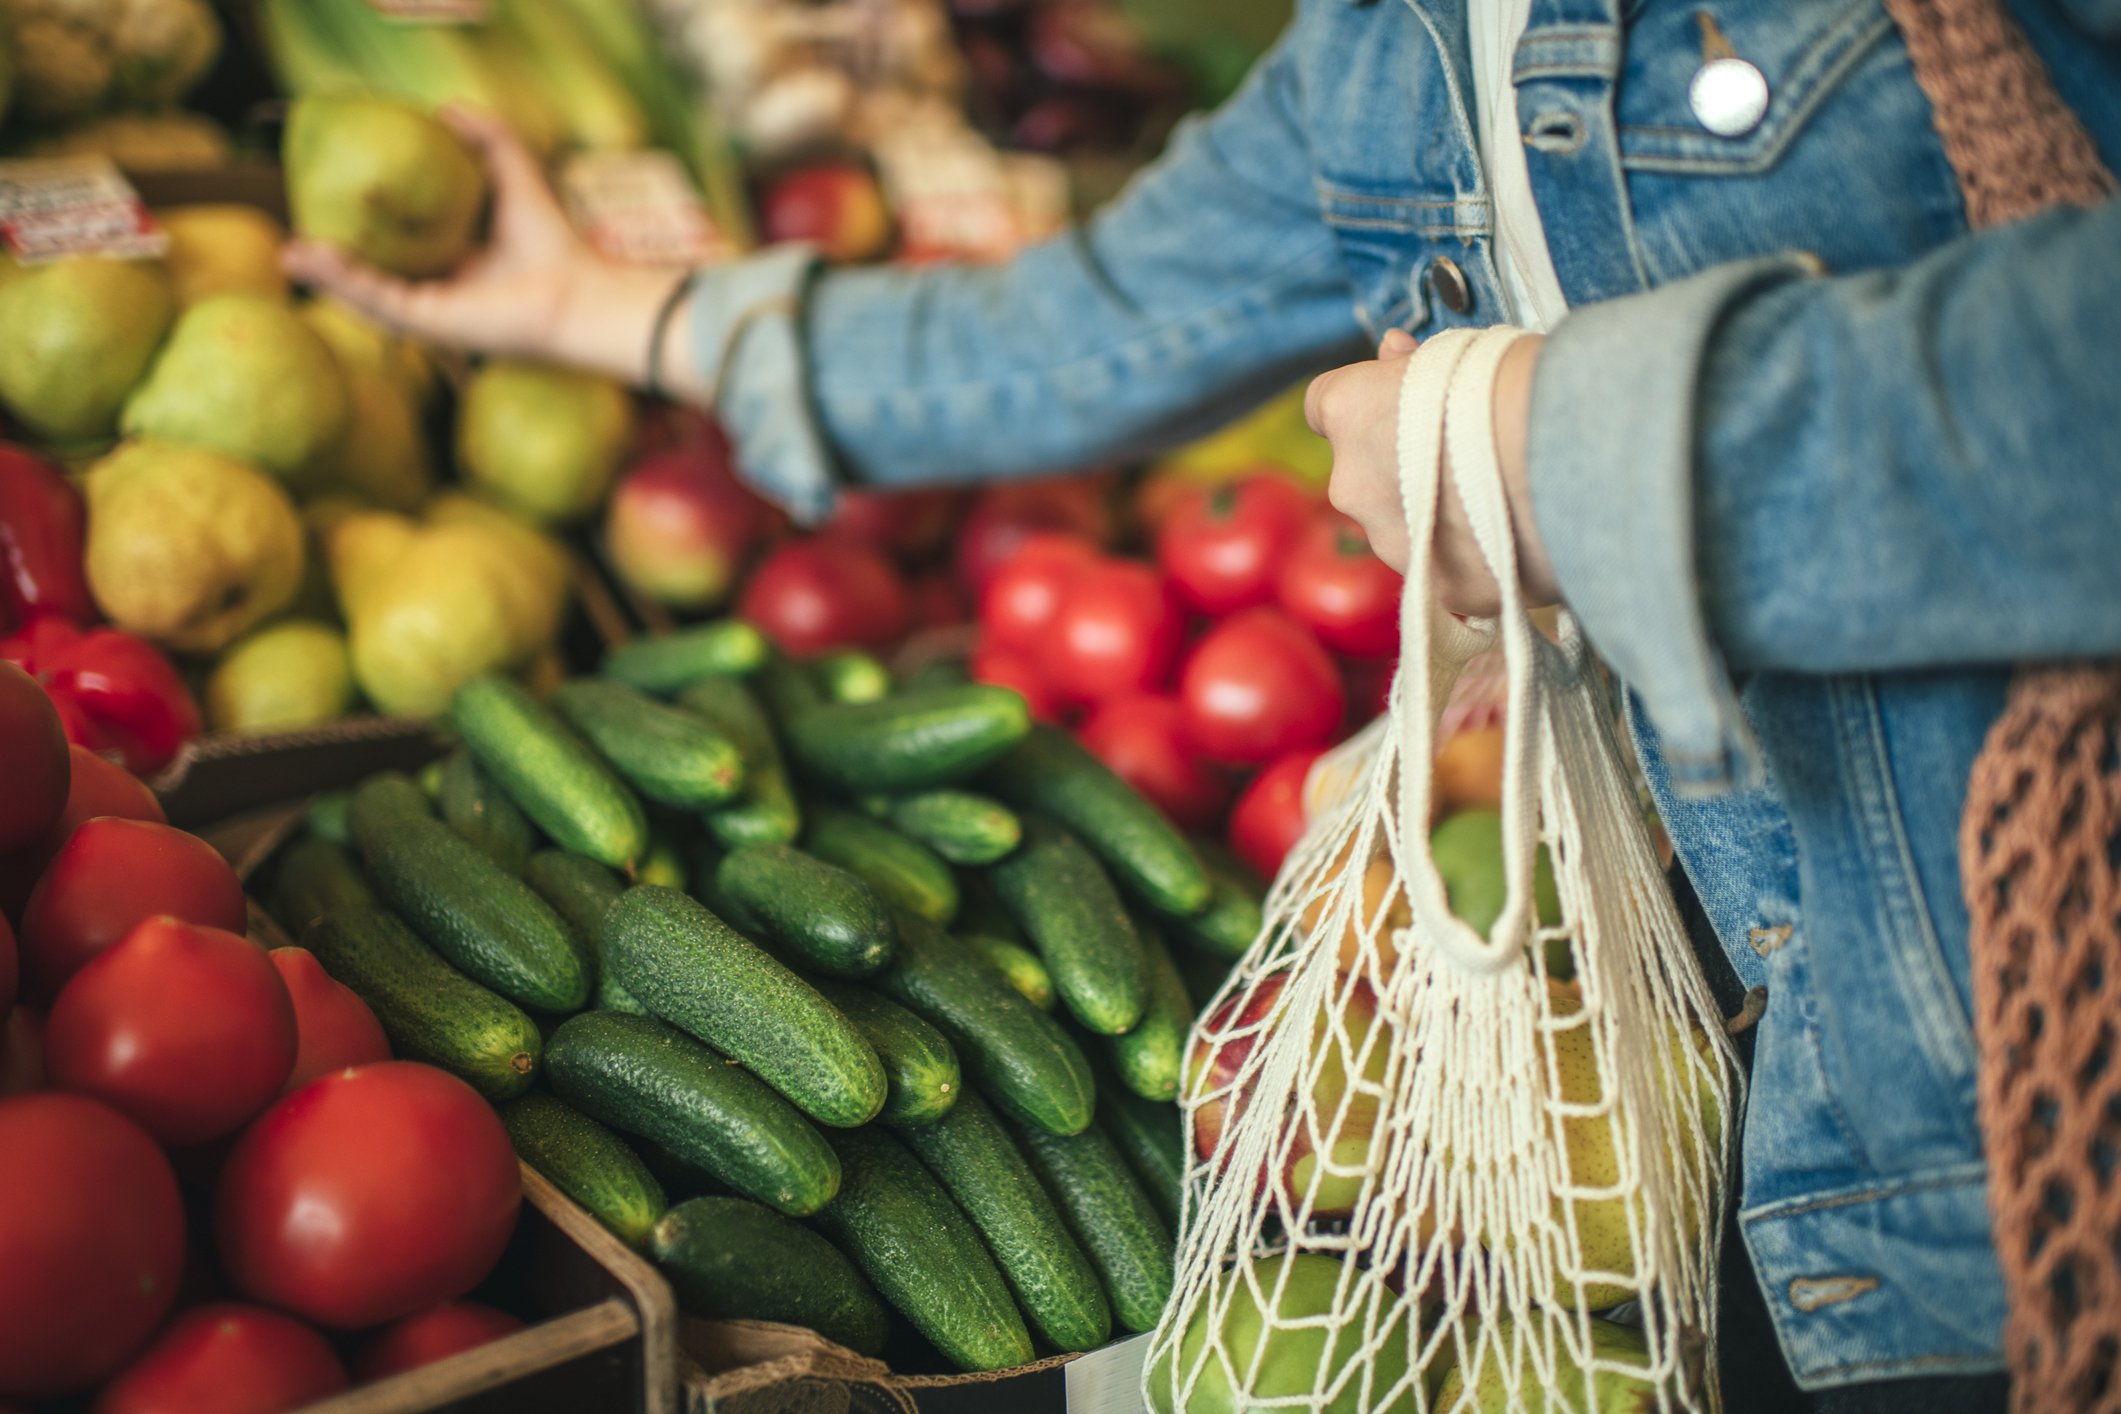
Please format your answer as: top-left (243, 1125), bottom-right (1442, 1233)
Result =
top-left (366, 0), bottom-right (489, 22)
top-left (559, 151), bottom-right (732, 268)
top-left (0, 157), bottom-right (166, 265)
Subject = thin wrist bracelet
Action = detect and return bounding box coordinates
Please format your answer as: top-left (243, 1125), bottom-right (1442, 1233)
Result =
top-left (645, 268), bottom-right (702, 402)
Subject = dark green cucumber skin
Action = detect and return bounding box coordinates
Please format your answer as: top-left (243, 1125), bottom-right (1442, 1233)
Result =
top-left (1174, 842), bottom-right (1267, 959)
top-left (306, 791), bottom-right (353, 845)
top-left (783, 685), bottom-right (1030, 794)
top-left (809, 978), bottom-right (960, 1126)
top-left (802, 806), bottom-right (958, 926)
top-left (899, 658), bottom-right (968, 692)
top-left (959, 934), bottom-right (1054, 1012)
top-left (600, 886), bottom-right (887, 1128)
top-left (677, 677), bottom-right (801, 846)
top-left (815, 651), bottom-right (891, 704)
top-left (519, 850), bottom-right (647, 1015)
top-left (955, 885), bottom-right (1025, 944)
top-left (899, 1093), bottom-right (1111, 1353)
top-left (273, 833), bottom-right (381, 934)
top-left (713, 845), bottom-right (895, 979)
top-left (1093, 1054), bottom-right (1186, 1228)
top-left (984, 815), bottom-right (1146, 1036)
top-left (812, 1128), bottom-right (1034, 1373)
top-left (551, 678), bottom-right (745, 811)
top-left (1105, 919), bottom-right (1190, 1103)
top-left (650, 1196), bottom-right (889, 1354)
top-left (301, 904), bottom-right (541, 1101)
top-left (1015, 1120), bottom-right (1176, 1334)
top-left (545, 1011), bottom-right (840, 1217)
top-left (350, 775), bottom-right (591, 1014)
top-left (451, 675), bottom-right (649, 870)
top-left (751, 654), bottom-right (826, 722)
top-left (874, 913), bottom-right (1094, 1137)
top-left (876, 791), bottom-right (1021, 867)
top-left (437, 750), bottom-right (537, 874)
top-left (984, 725), bottom-right (1210, 917)
top-left (501, 1094), bottom-right (667, 1247)
top-left (601, 620), bottom-right (769, 695)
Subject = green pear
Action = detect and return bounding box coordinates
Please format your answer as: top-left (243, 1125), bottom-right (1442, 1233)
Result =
top-left (0, 256), bottom-right (175, 441)
top-left (158, 205), bottom-right (288, 304)
top-left (121, 294), bottom-right (349, 482)
top-left (457, 361), bottom-right (633, 525)
top-left (301, 297), bottom-right (438, 405)
top-left (1434, 1315), bottom-right (1669, 1413)
top-left (1431, 809), bottom-right (1562, 937)
top-left (207, 619), bottom-right (354, 732)
top-left (284, 97), bottom-right (487, 279)
top-left (83, 441), bottom-right (304, 653)
top-left (320, 353), bottom-right (434, 511)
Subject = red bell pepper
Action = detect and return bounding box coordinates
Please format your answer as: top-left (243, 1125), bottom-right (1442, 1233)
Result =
top-left (1, 619), bottom-right (200, 776)
top-left (0, 445), bottom-right (96, 631)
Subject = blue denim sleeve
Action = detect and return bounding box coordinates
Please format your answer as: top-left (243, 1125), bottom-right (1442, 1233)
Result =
top-left (689, 30), bottom-right (1366, 522)
top-left (1529, 196), bottom-right (2121, 795)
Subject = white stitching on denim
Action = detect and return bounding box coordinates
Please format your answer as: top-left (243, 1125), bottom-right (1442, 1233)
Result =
top-left (1789, 1274), bottom-right (1882, 1311)
top-left (1750, 923), bottom-right (1794, 956)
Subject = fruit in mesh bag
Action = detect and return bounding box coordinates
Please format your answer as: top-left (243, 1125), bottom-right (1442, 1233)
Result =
top-left (1431, 1312), bottom-right (1684, 1412)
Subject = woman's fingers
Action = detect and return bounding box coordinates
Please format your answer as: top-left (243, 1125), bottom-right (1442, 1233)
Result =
top-left (282, 239), bottom-right (469, 345)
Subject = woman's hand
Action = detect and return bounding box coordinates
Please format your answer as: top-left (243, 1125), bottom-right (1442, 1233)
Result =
top-left (1304, 329), bottom-right (1558, 617)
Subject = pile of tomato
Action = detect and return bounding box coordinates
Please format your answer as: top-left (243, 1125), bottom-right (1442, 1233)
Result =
top-left (0, 663), bottom-right (528, 1412)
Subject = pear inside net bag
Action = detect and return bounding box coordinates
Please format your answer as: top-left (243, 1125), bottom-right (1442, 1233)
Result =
top-left (1148, 328), bottom-right (1739, 1413)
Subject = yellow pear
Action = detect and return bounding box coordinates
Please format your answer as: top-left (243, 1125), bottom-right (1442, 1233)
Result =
top-left (348, 533), bottom-right (524, 718)
top-left (300, 297), bottom-right (437, 406)
top-left (424, 493), bottom-right (571, 611)
top-left (207, 619), bottom-right (354, 732)
top-left (320, 354), bottom-right (434, 511)
top-left (456, 360), bottom-right (633, 525)
top-left (322, 509), bottom-right (420, 616)
top-left (1434, 1314), bottom-right (1671, 1413)
top-left (0, 256), bottom-right (175, 441)
top-left (158, 205), bottom-right (288, 304)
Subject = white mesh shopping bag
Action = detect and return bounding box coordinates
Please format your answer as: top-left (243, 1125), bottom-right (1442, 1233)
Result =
top-left (1148, 327), bottom-right (1740, 1413)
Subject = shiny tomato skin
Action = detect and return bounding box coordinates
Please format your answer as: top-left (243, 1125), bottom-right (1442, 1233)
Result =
top-left (1048, 560), bottom-right (1184, 705)
top-left (0, 1006), bottom-right (41, 1095)
top-left (0, 1094), bottom-right (185, 1400)
top-left (738, 538), bottom-right (910, 657)
top-left (1178, 608), bottom-right (1346, 765)
top-left (953, 477), bottom-right (1114, 594)
top-left (216, 1062), bottom-right (521, 1330)
top-left (269, 948), bottom-right (391, 1097)
top-left (47, 918), bottom-right (296, 1145)
top-left (1227, 749), bottom-right (1325, 880)
top-left (1276, 511), bottom-right (1405, 658)
top-left (355, 1302), bottom-right (526, 1381)
top-left (1153, 473), bottom-right (1313, 616)
top-left (969, 643), bottom-right (1062, 723)
top-left (977, 532), bottom-right (1099, 652)
top-left (1076, 696), bottom-right (1229, 831)
top-left (0, 744), bottom-right (166, 925)
top-left (0, 661), bottom-right (67, 855)
top-left (18, 819), bottom-right (246, 1005)
top-left (91, 1304), bottom-right (347, 1414)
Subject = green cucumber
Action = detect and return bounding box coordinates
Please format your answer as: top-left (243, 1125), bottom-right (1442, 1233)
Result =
top-left (500, 1093), bottom-right (667, 1247)
top-left (602, 620), bottom-right (769, 695)
top-left (1105, 918), bottom-right (1190, 1103)
top-left (802, 805), bottom-right (958, 926)
top-left (650, 1196), bottom-right (889, 1354)
top-left (956, 886), bottom-right (1025, 944)
top-left (306, 790), bottom-right (352, 845)
top-left (899, 657), bottom-right (968, 692)
top-left (452, 675), bottom-right (649, 870)
top-left (600, 886), bottom-right (887, 1128)
top-left (302, 904), bottom-right (541, 1101)
top-left (546, 1012), bottom-right (839, 1217)
top-left (350, 775), bottom-right (591, 1013)
top-left (810, 978), bottom-right (959, 1126)
top-left (816, 650), bottom-right (891, 704)
top-left (960, 934), bottom-right (1054, 1012)
top-left (812, 1128), bottom-right (1033, 1372)
top-left (900, 1092), bottom-right (1111, 1352)
top-left (636, 833), bottom-right (687, 891)
top-left (1015, 1120), bottom-right (1175, 1333)
top-left (550, 678), bottom-right (744, 811)
top-left (714, 845), bottom-right (895, 979)
top-left (520, 850), bottom-right (646, 1015)
top-left (751, 654), bottom-right (826, 722)
top-left (1093, 1054), bottom-right (1185, 1228)
top-left (984, 725), bottom-right (1209, 916)
top-left (436, 750), bottom-right (538, 873)
top-left (273, 833), bottom-right (380, 933)
top-left (984, 815), bottom-right (1146, 1036)
top-left (874, 912), bottom-right (1094, 1137)
top-left (872, 791), bottom-right (1021, 866)
top-left (677, 677), bottom-right (801, 846)
top-left (783, 685), bottom-right (1030, 794)
top-left (1173, 841), bottom-right (1267, 958)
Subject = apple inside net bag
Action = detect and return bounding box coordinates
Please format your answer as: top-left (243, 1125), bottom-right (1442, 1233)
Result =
top-left (1150, 327), bottom-right (1739, 1413)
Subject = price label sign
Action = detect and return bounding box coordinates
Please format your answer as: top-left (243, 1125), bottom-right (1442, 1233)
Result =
top-left (560, 150), bottom-right (732, 268)
top-left (0, 157), bottom-right (167, 265)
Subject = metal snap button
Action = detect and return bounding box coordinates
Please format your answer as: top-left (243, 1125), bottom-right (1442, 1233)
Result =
top-left (1689, 56), bottom-right (1769, 137)
top-left (1428, 257), bottom-right (1472, 315)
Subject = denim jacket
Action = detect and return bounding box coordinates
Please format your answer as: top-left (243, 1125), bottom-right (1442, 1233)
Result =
top-left (690, 0), bottom-right (2121, 1388)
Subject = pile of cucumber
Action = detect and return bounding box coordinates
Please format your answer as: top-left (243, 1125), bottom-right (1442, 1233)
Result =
top-left (269, 619), bottom-right (1267, 1374)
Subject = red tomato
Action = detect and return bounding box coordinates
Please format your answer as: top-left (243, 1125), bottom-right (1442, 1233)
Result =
top-left (47, 918), bottom-right (296, 1145)
top-left (1153, 473), bottom-right (1313, 616)
top-left (216, 1062), bottom-right (521, 1329)
top-left (738, 538), bottom-right (910, 657)
top-left (954, 476), bottom-right (1114, 594)
top-left (18, 818), bottom-right (246, 1004)
top-left (826, 488), bottom-right (962, 558)
top-left (0, 743), bottom-right (166, 925)
top-left (356, 1301), bottom-right (526, 1381)
top-left (1344, 655), bottom-right (1398, 727)
top-left (969, 643), bottom-right (1062, 723)
top-left (1077, 696), bottom-right (1230, 831)
top-left (1227, 749), bottom-right (1324, 880)
top-left (1048, 561), bottom-right (1184, 705)
top-left (976, 531), bottom-right (1098, 652)
top-left (0, 1094), bottom-right (185, 1400)
top-left (92, 1304), bottom-right (347, 1414)
top-left (0, 661), bottom-right (67, 855)
top-left (0, 1007), bottom-right (40, 1095)
top-left (1178, 608), bottom-right (1346, 764)
top-left (269, 948), bottom-right (391, 1097)
top-left (1276, 511), bottom-right (1405, 658)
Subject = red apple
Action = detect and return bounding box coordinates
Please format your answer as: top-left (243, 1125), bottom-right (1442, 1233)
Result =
top-left (760, 163), bottom-right (893, 265)
top-left (604, 438), bottom-right (773, 612)
top-left (1185, 972), bottom-right (1287, 1171)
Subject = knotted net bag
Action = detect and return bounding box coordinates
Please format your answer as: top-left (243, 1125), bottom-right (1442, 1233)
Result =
top-left (1147, 326), bottom-right (1738, 1412)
